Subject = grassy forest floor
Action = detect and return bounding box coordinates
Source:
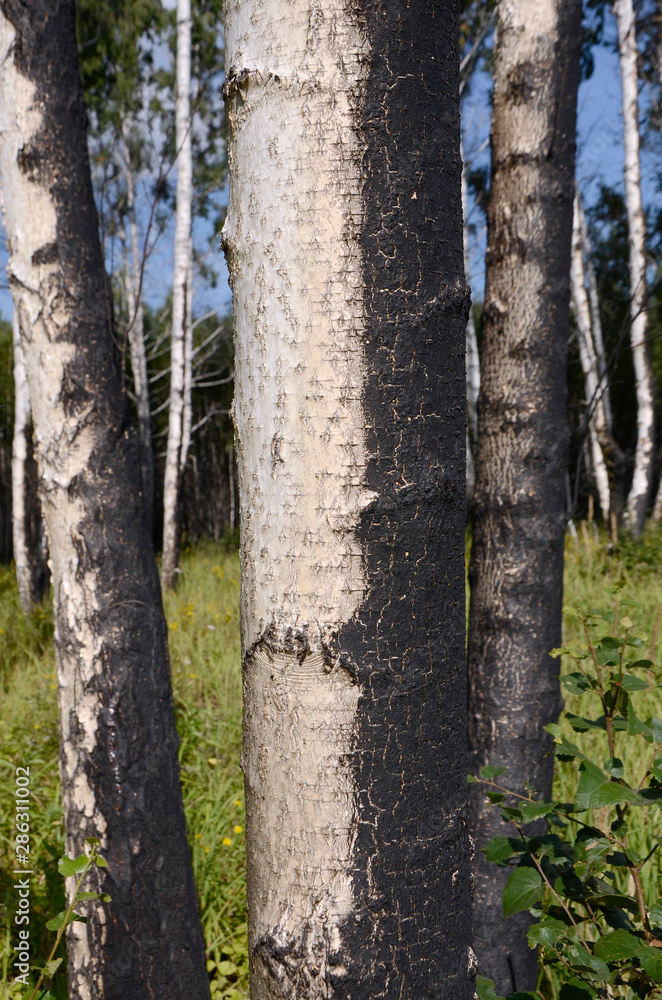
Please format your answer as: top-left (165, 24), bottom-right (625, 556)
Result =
top-left (2, 525), bottom-right (662, 998)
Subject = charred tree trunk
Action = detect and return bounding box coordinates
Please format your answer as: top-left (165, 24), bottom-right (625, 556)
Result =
top-left (467, 0), bottom-right (582, 990)
top-left (0, 5), bottom-right (208, 998)
top-left (223, 1), bottom-right (473, 998)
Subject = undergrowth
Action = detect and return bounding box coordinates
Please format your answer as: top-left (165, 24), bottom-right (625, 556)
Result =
top-left (2, 522), bottom-right (662, 997)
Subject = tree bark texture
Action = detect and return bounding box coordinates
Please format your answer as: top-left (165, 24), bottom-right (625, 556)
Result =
top-left (570, 194), bottom-right (611, 519)
top-left (11, 308), bottom-right (41, 611)
top-left (615, 0), bottom-right (655, 534)
top-left (467, 0), bottom-right (582, 991)
top-left (223, 1), bottom-right (473, 998)
top-left (162, 0), bottom-right (193, 588)
top-left (0, 5), bottom-right (208, 998)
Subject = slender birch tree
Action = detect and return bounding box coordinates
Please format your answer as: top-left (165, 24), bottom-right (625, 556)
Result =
top-left (571, 194), bottom-right (611, 518)
top-left (120, 131), bottom-right (155, 536)
top-left (162, 0), bottom-right (193, 588)
top-left (223, 1), bottom-right (473, 997)
top-left (0, 4), bottom-right (208, 997)
top-left (467, 0), bottom-right (582, 989)
top-left (615, 0), bottom-right (655, 534)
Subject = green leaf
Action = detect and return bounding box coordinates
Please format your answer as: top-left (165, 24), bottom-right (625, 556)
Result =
top-left (217, 961), bottom-right (238, 976)
top-left (486, 791), bottom-right (505, 803)
top-left (519, 800), bottom-right (557, 824)
top-left (600, 636), bottom-right (622, 649)
top-left (631, 658), bottom-right (654, 669)
top-left (45, 910), bottom-right (87, 931)
top-left (480, 765), bottom-right (508, 780)
top-left (584, 892), bottom-right (640, 915)
top-left (505, 993), bottom-right (538, 999)
top-left (566, 713), bottom-right (604, 732)
top-left (621, 673), bottom-right (650, 691)
top-left (562, 673), bottom-right (591, 695)
top-left (649, 717), bottom-right (662, 742)
top-left (475, 977), bottom-right (501, 1000)
top-left (96, 856), bottom-right (108, 867)
top-left (44, 957), bottom-right (63, 977)
top-left (575, 760), bottom-right (640, 811)
top-left (594, 929), bottom-right (641, 961)
top-left (565, 945), bottom-right (610, 980)
top-left (72, 853), bottom-right (89, 873)
top-left (84, 837), bottom-right (100, 847)
top-left (484, 836), bottom-right (517, 864)
top-left (545, 723), bottom-right (563, 739)
top-left (100, 893), bottom-right (112, 902)
top-left (527, 917), bottom-right (567, 951)
top-left (628, 704), bottom-right (654, 742)
top-left (637, 944), bottom-right (662, 981)
top-left (57, 856), bottom-right (78, 877)
top-left (604, 758), bottom-right (625, 779)
top-left (503, 868), bottom-right (543, 917)
top-left (559, 983), bottom-right (597, 1000)
top-left (76, 891), bottom-right (99, 901)
top-left (649, 904), bottom-right (662, 927)
top-left (35, 992), bottom-right (57, 1000)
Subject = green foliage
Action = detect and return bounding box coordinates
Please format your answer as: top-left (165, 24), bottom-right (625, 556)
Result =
top-left (475, 581), bottom-right (662, 999)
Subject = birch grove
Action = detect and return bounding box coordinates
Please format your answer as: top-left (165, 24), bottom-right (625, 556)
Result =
top-left (0, 3), bottom-right (208, 996)
top-left (223, 0), bottom-right (473, 995)
top-left (162, 0), bottom-right (194, 588)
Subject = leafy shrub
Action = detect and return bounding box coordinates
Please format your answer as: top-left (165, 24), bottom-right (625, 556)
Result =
top-left (472, 584), bottom-right (662, 999)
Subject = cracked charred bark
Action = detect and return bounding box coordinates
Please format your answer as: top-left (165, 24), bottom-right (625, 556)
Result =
top-left (222, 1), bottom-right (473, 998)
top-left (0, 4), bottom-right (208, 998)
top-left (467, 0), bottom-right (582, 991)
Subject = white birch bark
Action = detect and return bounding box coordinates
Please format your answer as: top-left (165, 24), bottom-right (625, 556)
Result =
top-left (121, 133), bottom-right (155, 532)
top-left (615, 0), bottom-right (655, 533)
top-left (223, 2), bottom-right (375, 993)
top-left (571, 194), bottom-right (611, 518)
top-left (11, 308), bottom-right (38, 611)
top-left (162, 0), bottom-right (193, 587)
top-left (577, 191), bottom-right (613, 433)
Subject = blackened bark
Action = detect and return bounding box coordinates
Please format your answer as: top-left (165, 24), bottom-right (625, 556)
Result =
top-left (466, 0), bottom-right (583, 990)
top-left (0, 3), bottom-right (208, 998)
top-left (337, 2), bottom-right (473, 996)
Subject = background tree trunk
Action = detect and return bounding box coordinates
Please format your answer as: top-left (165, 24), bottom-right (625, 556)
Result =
top-left (466, 0), bottom-right (582, 989)
top-left (463, 151), bottom-right (480, 502)
top-left (615, 0), bottom-right (655, 534)
top-left (162, 0), bottom-right (193, 587)
top-left (571, 194), bottom-right (611, 519)
top-left (223, 1), bottom-right (473, 997)
top-left (0, 5), bottom-right (209, 998)
top-left (121, 131), bottom-right (155, 538)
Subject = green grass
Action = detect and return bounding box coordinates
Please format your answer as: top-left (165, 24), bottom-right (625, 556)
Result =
top-left (2, 524), bottom-right (662, 997)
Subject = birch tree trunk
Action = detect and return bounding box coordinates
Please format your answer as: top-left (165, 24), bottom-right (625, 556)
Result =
top-left (223, 1), bottom-right (473, 997)
top-left (121, 133), bottom-right (155, 538)
top-left (0, 5), bottom-right (209, 998)
top-left (571, 194), bottom-right (611, 518)
top-left (462, 150), bottom-right (480, 501)
top-left (11, 308), bottom-right (39, 611)
top-left (578, 192), bottom-right (613, 434)
top-left (466, 0), bottom-right (582, 989)
top-left (615, 0), bottom-right (655, 534)
top-left (162, 0), bottom-right (193, 588)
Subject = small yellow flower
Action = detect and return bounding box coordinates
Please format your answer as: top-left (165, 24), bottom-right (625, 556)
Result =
top-left (234, 826), bottom-right (243, 834)
top-left (234, 800), bottom-right (242, 807)
top-left (222, 837), bottom-right (232, 847)
top-left (205, 847), bottom-right (210, 854)
top-left (34, 724), bottom-right (39, 729)
top-left (0, 627), bottom-right (4, 634)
